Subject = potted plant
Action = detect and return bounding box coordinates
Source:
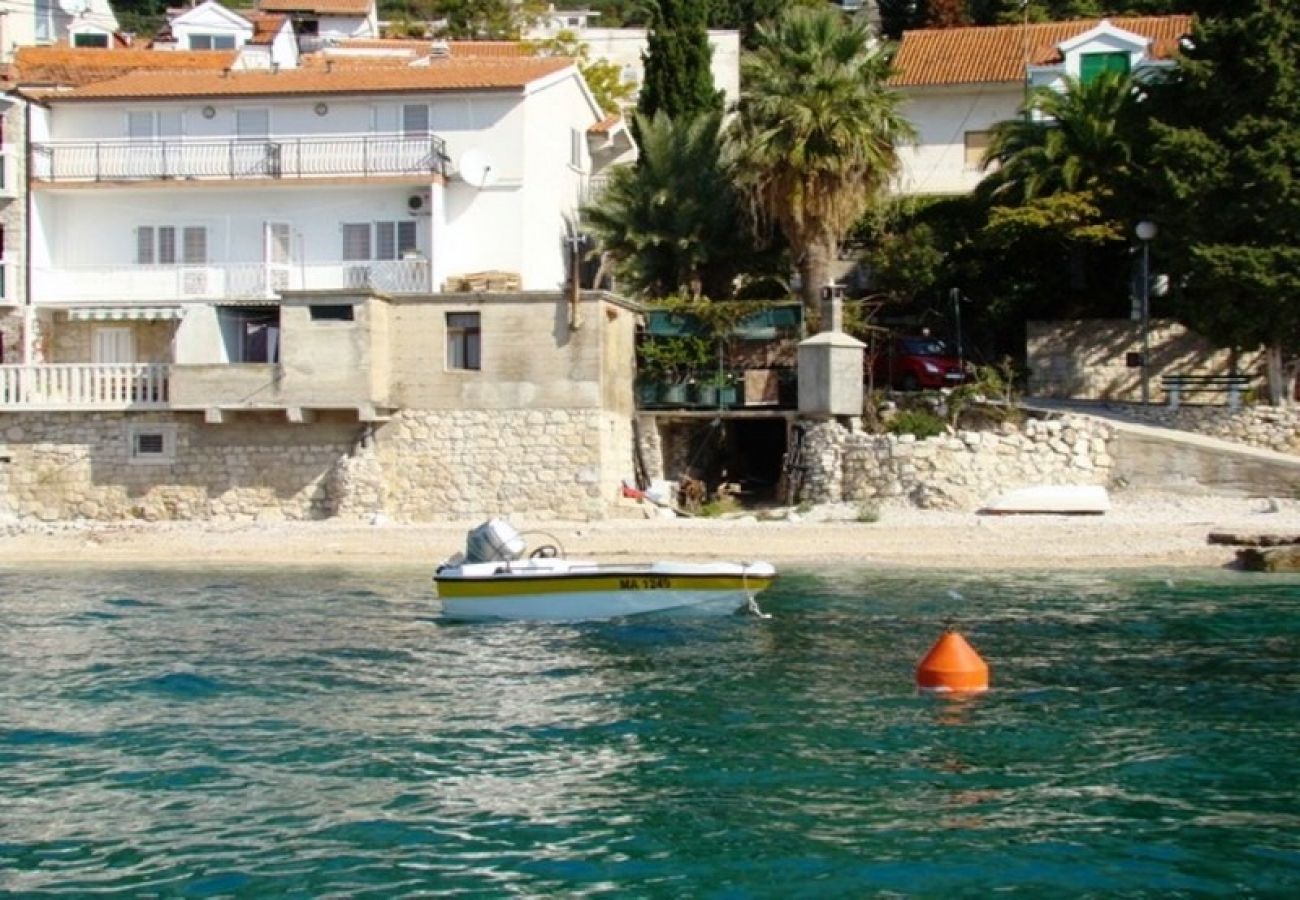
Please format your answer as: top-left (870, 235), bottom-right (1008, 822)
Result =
top-left (637, 335), bottom-right (711, 405)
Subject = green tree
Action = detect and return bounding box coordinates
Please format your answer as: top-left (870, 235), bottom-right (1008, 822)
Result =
top-left (978, 71), bottom-right (1144, 206)
top-left (728, 6), bottom-right (914, 316)
top-left (1147, 0), bottom-right (1300, 403)
top-left (637, 0), bottom-right (724, 123)
top-left (427, 0), bottom-right (546, 39)
top-left (527, 30), bottom-right (635, 114)
top-left (582, 112), bottom-right (757, 300)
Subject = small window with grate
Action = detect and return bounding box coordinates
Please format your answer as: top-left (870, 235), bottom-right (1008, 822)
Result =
top-left (310, 305), bottom-right (355, 321)
top-left (127, 424), bottom-right (177, 465)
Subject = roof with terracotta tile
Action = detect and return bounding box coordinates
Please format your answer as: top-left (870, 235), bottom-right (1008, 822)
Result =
top-left (28, 56), bottom-right (576, 101)
top-left (249, 13), bottom-right (289, 46)
top-left (256, 0), bottom-right (373, 15)
top-left (8, 47), bottom-right (239, 88)
top-left (890, 16), bottom-right (1192, 87)
top-left (588, 113), bottom-right (622, 134)
top-left (324, 39), bottom-right (529, 58)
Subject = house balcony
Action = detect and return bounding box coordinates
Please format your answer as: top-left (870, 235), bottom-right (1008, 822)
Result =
top-left (30, 132), bottom-right (448, 184)
top-left (33, 258), bottom-right (433, 303)
top-left (0, 363), bottom-right (170, 410)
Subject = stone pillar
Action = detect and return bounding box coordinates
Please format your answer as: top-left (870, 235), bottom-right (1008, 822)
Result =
top-left (798, 292), bottom-right (865, 418)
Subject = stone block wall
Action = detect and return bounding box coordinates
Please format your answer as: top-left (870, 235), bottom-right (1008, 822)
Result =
top-left (48, 320), bottom-right (176, 364)
top-left (0, 412), bottom-right (362, 522)
top-left (1119, 404), bottom-right (1300, 456)
top-left (1, 311), bottom-right (20, 363)
top-left (376, 408), bottom-right (622, 521)
top-left (0, 406), bottom-right (634, 524)
top-left (799, 414), bottom-right (1116, 510)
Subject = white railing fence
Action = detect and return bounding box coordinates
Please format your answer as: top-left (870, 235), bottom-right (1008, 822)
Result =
top-left (0, 364), bottom-right (170, 409)
top-left (34, 258), bottom-right (434, 303)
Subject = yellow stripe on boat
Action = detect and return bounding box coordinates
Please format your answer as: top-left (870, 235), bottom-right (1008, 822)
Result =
top-left (436, 573), bottom-right (775, 598)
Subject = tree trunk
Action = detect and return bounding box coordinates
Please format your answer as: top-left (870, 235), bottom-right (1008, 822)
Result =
top-left (1264, 344), bottom-right (1295, 407)
top-left (800, 236), bottom-right (837, 331)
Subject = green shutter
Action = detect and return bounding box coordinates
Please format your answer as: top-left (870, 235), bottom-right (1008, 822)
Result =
top-left (1080, 52), bottom-right (1131, 84)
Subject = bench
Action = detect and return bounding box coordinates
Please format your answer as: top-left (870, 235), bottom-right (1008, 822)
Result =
top-left (1160, 374), bottom-right (1251, 410)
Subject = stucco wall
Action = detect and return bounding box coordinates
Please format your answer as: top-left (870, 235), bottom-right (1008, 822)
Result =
top-left (47, 319), bottom-right (176, 364)
top-left (1027, 319), bottom-right (1260, 401)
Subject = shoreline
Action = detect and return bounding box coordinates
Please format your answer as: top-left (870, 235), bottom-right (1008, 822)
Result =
top-left (4, 492), bottom-right (1297, 572)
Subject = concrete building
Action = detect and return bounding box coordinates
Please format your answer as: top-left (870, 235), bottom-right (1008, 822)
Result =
top-left (889, 16), bottom-right (1191, 197)
top-left (0, 35), bottom-right (643, 523)
top-left (0, 0), bottom-right (120, 61)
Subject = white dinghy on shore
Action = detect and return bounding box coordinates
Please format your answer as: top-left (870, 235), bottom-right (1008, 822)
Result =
top-left (980, 484), bottom-right (1111, 516)
top-left (433, 519), bottom-right (777, 622)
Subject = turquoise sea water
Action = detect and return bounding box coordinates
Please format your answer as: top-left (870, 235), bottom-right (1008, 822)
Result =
top-left (2, 565), bottom-right (1298, 897)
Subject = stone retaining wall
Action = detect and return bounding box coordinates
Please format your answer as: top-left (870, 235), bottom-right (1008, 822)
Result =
top-left (1118, 404), bottom-right (1300, 456)
top-left (0, 408), bottom-right (629, 524)
top-left (800, 415), bottom-right (1116, 510)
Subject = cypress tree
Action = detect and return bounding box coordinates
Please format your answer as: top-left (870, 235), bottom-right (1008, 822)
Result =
top-left (637, 0), bottom-right (724, 122)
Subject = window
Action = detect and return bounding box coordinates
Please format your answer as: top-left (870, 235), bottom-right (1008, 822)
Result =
top-left (402, 104), bottom-right (430, 136)
top-left (342, 222), bottom-right (416, 260)
top-left (218, 307), bottom-right (280, 363)
top-left (446, 312), bottom-right (481, 371)
top-left (964, 130), bottom-right (992, 169)
top-left (127, 110), bottom-right (181, 141)
top-left (73, 33), bottom-right (110, 48)
top-left (236, 108), bottom-right (270, 140)
top-left (341, 223), bottom-right (371, 261)
top-left (1080, 51), bottom-right (1130, 84)
top-left (570, 128), bottom-right (584, 169)
top-left (136, 226), bottom-right (206, 264)
top-left (311, 305), bottom-right (355, 322)
top-left (126, 424), bottom-right (178, 465)
top-left (189, 34), bottom-right (237, 50)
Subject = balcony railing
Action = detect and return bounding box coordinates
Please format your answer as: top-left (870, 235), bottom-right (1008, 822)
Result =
top-left (31, 132), bottom-right (449, 183)
top-left (33, 258), bottom-right (433, 303)
top-left (0, 364), bottom-right (170, 410)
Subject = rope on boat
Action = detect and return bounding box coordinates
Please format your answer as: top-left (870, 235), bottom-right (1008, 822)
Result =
top-left (742, 565), bottom-right (771, 619)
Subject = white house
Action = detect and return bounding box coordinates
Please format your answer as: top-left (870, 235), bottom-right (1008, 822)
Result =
top-left (255, 0), bottom-right (379, 48)
top-left (0, 0), bottom-right (120, 61)
top-left (889, 16), bottom-right (1191, 196)
top-left (10, 47), bottom-right (629, 372)
top-left (151, 0), bottom-right (300, 69)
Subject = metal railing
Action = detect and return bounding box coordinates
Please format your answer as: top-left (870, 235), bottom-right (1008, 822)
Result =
top-left (0, 363), bottom-right (170, 410)
top-left (34, 258), bottom-right (433, 302)
top-left (31, 132), bottom-right (449, 183)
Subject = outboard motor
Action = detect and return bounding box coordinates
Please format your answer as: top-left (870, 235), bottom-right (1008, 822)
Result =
top-left (464, 519), bottom-right (526, 564)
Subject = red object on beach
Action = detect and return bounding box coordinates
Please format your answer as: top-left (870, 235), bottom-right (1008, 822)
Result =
top-left (916, 630), bottom-right (990, 693)
top-left (621, 484), bottom-right (645, 500)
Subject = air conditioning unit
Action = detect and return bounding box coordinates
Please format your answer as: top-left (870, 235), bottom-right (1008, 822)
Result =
top-left (407, 191), bottom-right (432, 216)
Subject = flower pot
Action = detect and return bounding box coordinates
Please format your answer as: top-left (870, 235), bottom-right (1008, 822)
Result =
top-left (636, 380), bottom-right (662, 406)
top-left (696, 384), bottom-right (719, 407)
top-left (660, 383), bottom-right (689, 405)
top-left (719, 384), bottom-right (740, 408)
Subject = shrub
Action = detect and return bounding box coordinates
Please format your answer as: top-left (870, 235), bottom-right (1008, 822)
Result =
top-left (856, 502), bottom-right (880, 523)
top-left (886, 408), bottom-right (946, 439)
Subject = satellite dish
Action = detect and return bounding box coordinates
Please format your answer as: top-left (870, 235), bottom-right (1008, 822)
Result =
top-left (457, 148), bottom-right (496, 189)
top-left (59, 0), bottom-right (90, 15)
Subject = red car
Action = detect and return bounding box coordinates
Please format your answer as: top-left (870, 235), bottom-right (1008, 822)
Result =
top-left (872, 335), bottom-right (968, 390)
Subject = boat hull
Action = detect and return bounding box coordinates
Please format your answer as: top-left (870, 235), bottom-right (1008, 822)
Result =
top-left (435, 565), bottom-right (776, 622)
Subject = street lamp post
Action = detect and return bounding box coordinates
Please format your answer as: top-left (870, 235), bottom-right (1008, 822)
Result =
top-left (1136, 220), bottom-right (1158, 404)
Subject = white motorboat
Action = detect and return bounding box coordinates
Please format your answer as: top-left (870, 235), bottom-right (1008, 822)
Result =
top-left (434, 519), bottom-right (776, 622)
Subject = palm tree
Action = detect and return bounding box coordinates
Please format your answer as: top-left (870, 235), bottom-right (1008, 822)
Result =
top-left (978, 70), bottom-right (1144, 206)
top-left (727, 6), bottom-right (914, 318)
top-left (582, 111), bottom-right (752, 300)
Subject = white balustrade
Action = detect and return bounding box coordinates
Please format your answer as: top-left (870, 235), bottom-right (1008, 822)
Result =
top-left (0, 364), bottom-right (170, 410)
top-left (33, 259), bottom-right (433, 303)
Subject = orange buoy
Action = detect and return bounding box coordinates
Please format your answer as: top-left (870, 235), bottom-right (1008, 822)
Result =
top-left (916, 630), bottom-right (990, 693)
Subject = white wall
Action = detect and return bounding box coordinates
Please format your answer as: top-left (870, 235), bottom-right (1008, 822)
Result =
top-left (530, 27), bottom-right (741, 108)
top-left (34, 70), bottom-right (602, 292)
top-left (0, 0), bottom-right (119, 61)
top-left (894, 85), bottom-right (1020, 196)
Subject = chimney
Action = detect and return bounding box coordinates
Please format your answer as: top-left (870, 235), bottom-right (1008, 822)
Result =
top-left (822, 283), bottom-right (845, 333)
